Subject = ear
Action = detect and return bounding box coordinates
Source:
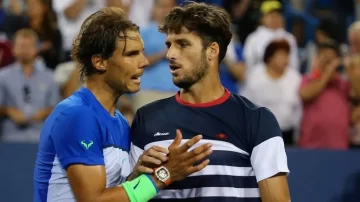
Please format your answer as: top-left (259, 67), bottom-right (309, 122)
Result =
top-left (91, 55), bottom-right (107, 72)
top-left (207, 42), bottom-right (220, 62)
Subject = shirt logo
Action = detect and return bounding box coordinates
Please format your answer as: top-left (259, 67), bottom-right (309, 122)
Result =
top-left (133, 180), bottom-right (140, 189)
top-left (154, 132), bottom-right (169, 137)
top-left (216, 133), bottom-right (227, 140)
top-left (81, 140), bottom-right (94, 149)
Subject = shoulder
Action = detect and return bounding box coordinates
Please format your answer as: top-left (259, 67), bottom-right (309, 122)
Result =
top-left (53, 104), bottom-right (97, 124)
top-left (249, 64), bottom-right (265, 76)
top-left (136, 96), bottom-right (175, 116)
top-left (228, 93), bottom-right (262, 111)
top-left (228, 93), bottom-right (277, 125)
top-left (285, 32), bottom-right (297, 43)
top-left (244, 31), bottom-right (259, 45)
top-left (286, 68), bottom-right (302, 80)
top-left (38, 67), bottom-right (56, 80)
top-left (48, 104), bottom-right (102, 138)
top-left (0, 63), bottom-right (17, 77)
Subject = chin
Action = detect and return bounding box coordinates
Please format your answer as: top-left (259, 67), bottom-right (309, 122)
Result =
top-left (127, 86), bottom-right (141, 94)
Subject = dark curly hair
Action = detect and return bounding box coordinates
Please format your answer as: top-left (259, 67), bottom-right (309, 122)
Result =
top-left (159, 2), bottom-right (232, 63)
top-left (263, 39), bottom-right (290, 63)
top-left (71, 7), bottom-right (139, 81)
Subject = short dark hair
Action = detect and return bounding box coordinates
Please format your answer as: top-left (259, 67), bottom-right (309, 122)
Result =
top-left (159, 2), bottom-right (232, 63)
top-left (317, 40), bottom-right (341, 57)
top-left (316, 18), bottom-right (340, 42)
top-left (263, 39), bottom-right (290, 63)
top-left (72, 7), bottom-right (139, 81)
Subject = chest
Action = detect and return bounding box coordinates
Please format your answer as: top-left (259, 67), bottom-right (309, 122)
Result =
top-left (142, 107), bottom-right (250, 154)
top-left (253, 78), bottom-right (298, 106)
top-left (103, 147), bottom-right (130, 187)
top-left (4, 75), bottom-right (49, 108)
top-left (101, 117), bottom-right (131, 186)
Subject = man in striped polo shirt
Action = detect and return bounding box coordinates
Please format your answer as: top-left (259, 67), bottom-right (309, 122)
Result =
top-left (129, 2), bottom-right (290, 202)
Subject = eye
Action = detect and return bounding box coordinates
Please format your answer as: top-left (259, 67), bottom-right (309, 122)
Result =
top-left (180, 43), bottom-right (188, 48)
top-left (125, 51), bottom-right (139, 57)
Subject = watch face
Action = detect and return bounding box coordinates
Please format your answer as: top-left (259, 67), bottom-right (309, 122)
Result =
top-left (157, 168), bottom-right (169, 180)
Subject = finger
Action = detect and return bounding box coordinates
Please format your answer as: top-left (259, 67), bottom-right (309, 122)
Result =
top-left (187, 148), bottom-right (213, 166)
top-left (151, 145), bottom-right (169, 155)
top-left (187, 159), bottom-right (210, 174)
top-left (169, 129), bottom-right (183, 149)
top-left (180, 143), bottom-right (211, 161)
top-left (136, 165), bottom-right (153, 174)
top-left (141, 155), bottom-right (162, 165)
top-left (147, 148), bottom-right (168, 162)
top-left (177, 134), bottom-right (203, 153)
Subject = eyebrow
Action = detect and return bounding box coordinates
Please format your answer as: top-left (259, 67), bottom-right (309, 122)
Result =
top-left (123, 48), bottom-right (145, 55)
top-left (119, 36), bottom-right (141, 41)
top-left (165, 38), bottom-right (190, 46)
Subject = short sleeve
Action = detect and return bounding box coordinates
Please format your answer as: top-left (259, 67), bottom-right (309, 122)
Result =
top-left (250, 108), bottom-right (289, 182)
top-left (51, 106), bottom-right (104, 169)
top-left (129, 110), bottom-right (145, 170)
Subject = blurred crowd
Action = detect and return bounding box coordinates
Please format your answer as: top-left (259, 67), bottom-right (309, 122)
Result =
top-left (0, 0), bottom-right (359, 150)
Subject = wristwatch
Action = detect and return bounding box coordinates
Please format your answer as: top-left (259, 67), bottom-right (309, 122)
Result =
top-left (154, 166), bottom-right (172, 186)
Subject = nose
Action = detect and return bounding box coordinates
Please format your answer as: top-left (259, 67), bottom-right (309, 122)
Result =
top-left (139, 54), bottom-right (149, 69)
top-left (166, 46), bottom-right (177, 61)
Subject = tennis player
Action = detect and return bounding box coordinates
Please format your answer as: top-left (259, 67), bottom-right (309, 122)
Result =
top-left (33, 7), bottom-right (212, 202)
top-left (130, 2), bottom-right (291, 202)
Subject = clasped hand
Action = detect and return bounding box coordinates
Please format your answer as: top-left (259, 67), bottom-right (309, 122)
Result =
top-left (129, 129), bottom-right (212, 181)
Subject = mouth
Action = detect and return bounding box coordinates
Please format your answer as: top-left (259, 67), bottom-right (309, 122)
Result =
top-left (169, 64), bottom-right (181, 74)
top-left (131, 72), bottom-right (143, 84)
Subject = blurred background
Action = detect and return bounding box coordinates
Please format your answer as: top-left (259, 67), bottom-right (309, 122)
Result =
top-left (0, 0), bottom-right (360, 201)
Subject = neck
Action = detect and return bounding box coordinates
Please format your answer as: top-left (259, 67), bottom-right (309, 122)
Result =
top-left (21, 62), bottom-right (35, 77)
top-left (30, 16), bottom-right (42, 24)
top-left (84, 78), bottom-right (121, 116)
top-left (266, 64), bottom-right (284, 79)
top-left (179, 70), bottom-right (224, 104)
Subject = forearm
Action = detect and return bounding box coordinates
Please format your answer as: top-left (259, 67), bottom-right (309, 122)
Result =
top-left (299, 77), bottom-right (329, 102)
top-left (224, 61), bottom-right (246, 81)
top-left (258, 174), bottom-right (290, 202)
top-left (31, 107), bottom-right (53, 121)
top-left (91, 174), bottom-right (165, 202)
top-left (146, 51), bottom-right (166, 66)
top-left (64, 0), bottom-right (88, 20)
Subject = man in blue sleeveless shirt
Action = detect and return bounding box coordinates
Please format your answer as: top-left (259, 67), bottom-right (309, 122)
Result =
top-left (33, 7), bottom-right (212, 202)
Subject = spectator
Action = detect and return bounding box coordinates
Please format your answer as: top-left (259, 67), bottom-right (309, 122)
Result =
top-left (52, 0), bottom-right (104, 62)
top-left (3, 0), bottom-right (62, 69)
top-left (54, 60), bottom-right (79, 98)
top-left (347, 55), bottom-right (360, 147)
top-left (242, 39), bottom-right (302, 145)
top-left (0, 28), bottom-right (59, 142)
top-left (302, 18), bottom-right (341, 73)
top-left (220, 38), bottom-right (246, 93)
top-left (298, 41), bottom-right (349, 149)
top-left (133, 0), bottom-right (177, 110)
top-left (346, 21), bottom-right (360, 56)
top-left (243, 0), bottom-right (299, 73)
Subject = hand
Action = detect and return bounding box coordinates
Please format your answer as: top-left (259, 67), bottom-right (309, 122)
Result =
top-left (6, 108), bottom-right (27, 125)
top-left (323, 58), bottom-right (340, 79)
top-left (129, 146), bottom-right (169, 180)
top-left (163, 129), bottom-right (212, 182)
